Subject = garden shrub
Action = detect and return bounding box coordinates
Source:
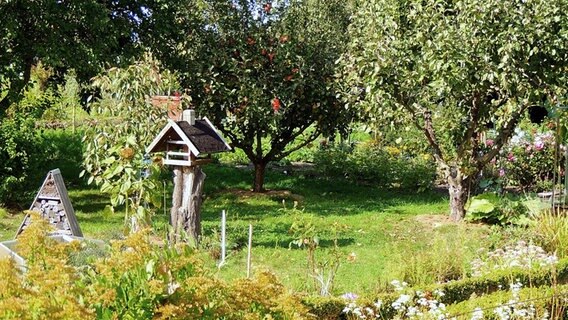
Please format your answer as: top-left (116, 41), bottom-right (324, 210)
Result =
top-left (0, 117), bottom-right (85, 206)
top-left (0, 116), bottom-right (44, 206)
top-left (313, 143), bottom-right (436, 191)
top-left (38, 129), bottom-right (85, 186)
top-left (0, 214), bottom-right (91, 319)
top-left (0, 215), bottom-right (308, 320)
top-left (484, 122), bottom-right (558, 193)
top-left (445, 284), bottom-right (568, 319)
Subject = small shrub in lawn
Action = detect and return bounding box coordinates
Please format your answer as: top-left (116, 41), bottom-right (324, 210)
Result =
top-left (383, 230), bottom-right (471, 287)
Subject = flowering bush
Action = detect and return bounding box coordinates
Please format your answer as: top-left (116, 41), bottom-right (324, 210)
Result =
top-left (485, 124), bottom-right (560, 192)
top-left (342, 280), bottom-right (449, 320)
top-left (470, 241), bottom-right (558, 278)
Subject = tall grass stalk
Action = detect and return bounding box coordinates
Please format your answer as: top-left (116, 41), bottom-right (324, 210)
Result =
top-left (532, 210), bottom-right (568, 258)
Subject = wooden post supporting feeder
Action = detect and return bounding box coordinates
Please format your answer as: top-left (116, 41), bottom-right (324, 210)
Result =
top-left (146, 110), bottom-right (231, 243)
top-left (15, 169), bottom-right (83, 238)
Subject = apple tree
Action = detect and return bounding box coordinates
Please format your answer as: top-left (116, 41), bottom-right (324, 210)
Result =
top-left (339, 0), bottom-right (568, 220)
top-left (150, 0), bottom-right (356, 192)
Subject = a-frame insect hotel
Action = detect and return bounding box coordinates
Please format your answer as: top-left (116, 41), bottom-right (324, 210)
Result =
top-left (15, 168), bottom-right (83, 238)
top-left (146, 109), bottom-right (231, 243)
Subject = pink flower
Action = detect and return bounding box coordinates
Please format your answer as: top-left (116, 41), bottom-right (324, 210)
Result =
top-left (534, 141), bottom-right (545, 151)
top-left (507, 153), bottom-right (516, 162)
top-left (485, 139), bottom-right (494, 147)
top-left (525, 145), bottom-right (532, 153)
top-left (499, 168), bottom-right (505, 177)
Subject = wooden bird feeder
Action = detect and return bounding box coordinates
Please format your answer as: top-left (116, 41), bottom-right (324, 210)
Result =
top-left (146, 110), bottom-right (231, 166)
top-left (146, 109), bottom-right (230, 243)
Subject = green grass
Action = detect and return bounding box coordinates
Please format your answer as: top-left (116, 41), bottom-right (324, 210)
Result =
top-left (0, 164), bottom-right (515, 296)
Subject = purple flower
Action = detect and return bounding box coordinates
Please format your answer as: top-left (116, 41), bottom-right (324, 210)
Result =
top-left (499, 168), bottom-right (505, 177)
top-left (534, 141), bottom-right (545, 151)
top-left (341, 292), bottom-right (359, 301)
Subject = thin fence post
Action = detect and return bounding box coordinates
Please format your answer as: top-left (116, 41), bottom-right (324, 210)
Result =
top-left (247, 224), bottom-right (253, 278)
top-left (220, 210), bottom-right (226, 266)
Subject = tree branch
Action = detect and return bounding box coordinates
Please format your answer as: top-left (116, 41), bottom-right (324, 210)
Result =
top-left (272, 127), bottom-right (322, 161)
top-left (264, 123), bottom-right (311, 162)
top-left (477, 103), bottom-right (530, 166)
top-left (457, 92), bottom-right (481, 158)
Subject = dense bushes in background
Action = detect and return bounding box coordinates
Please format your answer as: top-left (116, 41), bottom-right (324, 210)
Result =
top-left (0, 66), bottom-right (85, 207)
top-left (313, 142), bottom-right (436, 191)
top-left (0, 119), bottom-right (84, 206)
top-left (0, 116), bottom-right (43, 206)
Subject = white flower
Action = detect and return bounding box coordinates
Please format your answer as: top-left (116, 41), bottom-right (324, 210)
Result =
top-left (471, 308), bottom-right (484, 320)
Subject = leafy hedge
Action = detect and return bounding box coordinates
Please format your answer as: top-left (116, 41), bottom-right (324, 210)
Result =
top-left (302, 259), bottom-right (568, 319)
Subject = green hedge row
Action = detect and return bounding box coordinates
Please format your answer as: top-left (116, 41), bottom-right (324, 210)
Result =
top-left (446, 284), bottom-right (568, 319)
top-left (431, 258), bottom-right (568, 304)
top-left (302, 258), bottom-right (568, 319)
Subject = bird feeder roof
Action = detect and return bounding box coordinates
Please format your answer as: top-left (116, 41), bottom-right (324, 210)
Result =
top-left (146, 117), bottom-right (231, 157)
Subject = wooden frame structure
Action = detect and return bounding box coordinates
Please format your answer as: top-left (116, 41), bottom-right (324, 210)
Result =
top-left (16, 169), bottom-right (83, 238)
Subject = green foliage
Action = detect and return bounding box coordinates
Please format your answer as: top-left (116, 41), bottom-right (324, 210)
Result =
top-left (313, 142), bottom-right (436, 191)
top-left (390, 231), bottom-right (469, 286)
top-left (82, 54), bottom-right (178, 231)
top-left (531, 210), bottom-right (568, 259)
top-left (1, 217), bottom-right (309, 319)
top-left (339, 0), bottom-right (568, 217)
top-left (0, 116), bottom-right (40, 205)
top-left (155, 0), bottom-right (356, 191)
top-left (42, 70), bottom-right (89, 123)
top-left (446, 284), bottom-right (568, 320)
top-left (0, 0), bottom-right (143, 114)
top-left (466, 193), bottom-right (532, 226)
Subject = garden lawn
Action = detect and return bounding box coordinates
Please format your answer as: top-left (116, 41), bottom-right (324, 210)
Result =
top-left (0, 165), bottom-right (507, 296)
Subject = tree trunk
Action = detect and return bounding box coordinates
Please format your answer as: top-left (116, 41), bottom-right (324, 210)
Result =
top-left (170, 166), bottom-right (206, 245)
top-left (183, 166), bottom-right (205, 243)
top-left (447, 168), bottom-right (471, 221)
top-left (253, 162), bottom-right (267, 192)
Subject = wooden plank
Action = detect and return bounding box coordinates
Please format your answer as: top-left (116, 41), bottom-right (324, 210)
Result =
top-left (166, 151), bottom-right (191, 157)
top-left (163, 159), bottom-right (192, 166)
top-left (167, 140), bottom-right (187, 145)
top-left (52, 169), bottom-right (83, 237)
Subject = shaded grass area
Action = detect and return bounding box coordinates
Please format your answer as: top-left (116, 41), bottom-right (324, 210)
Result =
top-left (0, 164), bottom-right (506, 295)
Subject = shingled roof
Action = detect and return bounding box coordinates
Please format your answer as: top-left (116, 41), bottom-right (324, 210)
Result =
top-left (146, 117), bottom-right (231, 158)
top-left (177, 120), bottom-right (230, 154)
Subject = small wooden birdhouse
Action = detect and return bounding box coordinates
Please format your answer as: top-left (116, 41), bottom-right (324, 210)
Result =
top-left (146, 110), bottom-right (231, 166)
